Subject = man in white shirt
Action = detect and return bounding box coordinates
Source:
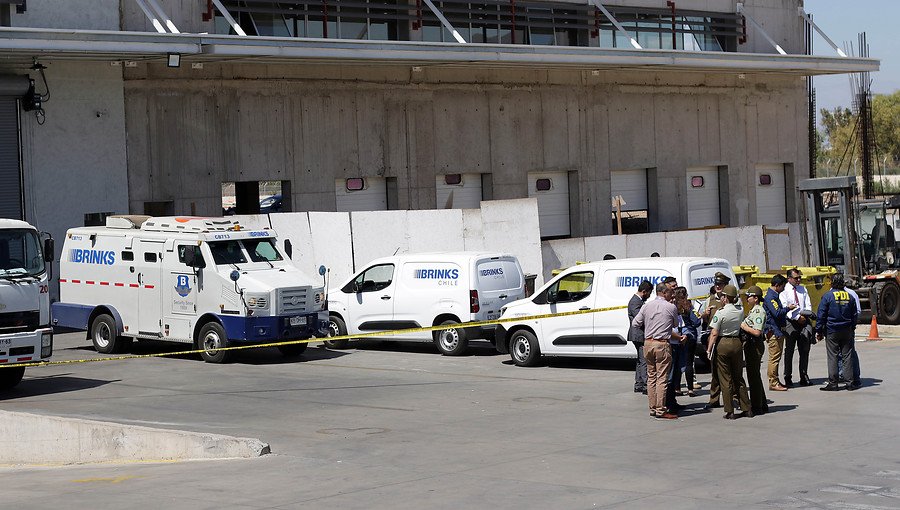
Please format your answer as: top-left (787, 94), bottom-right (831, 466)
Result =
top-left (779, 268), bottom-right (814, 386)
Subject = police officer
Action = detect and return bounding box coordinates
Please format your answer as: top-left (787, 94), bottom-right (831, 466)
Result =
top-left (707, 284), bottom-right (752, 419)
top-left (740, 286), bottom-right (768, 415)
top-left (763, 275), bottom-right (796, 392)
top-left (702, 272), bottom-right (730, 409)
top-left (816, 274), bottom-right (860, 391)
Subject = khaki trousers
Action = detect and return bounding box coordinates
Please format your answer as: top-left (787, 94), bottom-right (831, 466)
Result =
top-left (644, 340), bottom-right (672, 415)
top-left (766, 334), bottom-right (785, 388)
top-left (717, 336), bottom-right (751, 415)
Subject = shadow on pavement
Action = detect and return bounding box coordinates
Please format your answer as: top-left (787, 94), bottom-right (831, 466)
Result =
top-left (73, 340), bottom-right (352, 365)
top-left (348, 339), bottom-right (501, 357)
top-left (1, 375), bottom-right (118, 401)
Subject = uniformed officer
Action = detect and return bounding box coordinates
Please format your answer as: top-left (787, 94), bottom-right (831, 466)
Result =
top-left (740, 286), bottom-right (768, 415)
top-left (816, 274), bottom-right (860, 391)
top-left (707, 284), bottom-right (752, 419)
top-left (763, 274), bottom-right (796, 391)
top-left (702, 272), bottom-right (730, 409)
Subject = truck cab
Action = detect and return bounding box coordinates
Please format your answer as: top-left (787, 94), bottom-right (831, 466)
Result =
top-left (0, 219), bottom-right (54, 390)
top-left (52, 216), bottom-right (328, 363)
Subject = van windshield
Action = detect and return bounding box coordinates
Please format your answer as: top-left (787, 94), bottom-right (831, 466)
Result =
top-left (0, 229), bottom-right (45, 278)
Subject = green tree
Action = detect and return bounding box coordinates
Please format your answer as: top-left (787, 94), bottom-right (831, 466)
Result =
top-left (818, 89), bottom-right (900, 175)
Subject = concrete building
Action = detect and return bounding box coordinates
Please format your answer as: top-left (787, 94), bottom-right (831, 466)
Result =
top-left (0, 1), bottom-right (879, 253)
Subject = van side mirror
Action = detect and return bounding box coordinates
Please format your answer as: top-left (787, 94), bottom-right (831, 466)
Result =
top-left (183, 246), bottom-right (206, 269)
top-left (284, 239), bottom-right (293, 259)
top-left (547, 290), bottom-right (557, 304)
top-left (43, 238), bottom-right (54, 262)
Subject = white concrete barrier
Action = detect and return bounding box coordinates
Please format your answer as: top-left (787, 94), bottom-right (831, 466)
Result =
top-left (0, 411), bottom-right (270, 467)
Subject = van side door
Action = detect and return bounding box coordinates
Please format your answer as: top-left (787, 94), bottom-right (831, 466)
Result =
top-left (344, 263), bottom-right (396, 335)
top-left (136, 239), bottom-right (164, 336)
top-left (533, 270), bottom-right (597, 353)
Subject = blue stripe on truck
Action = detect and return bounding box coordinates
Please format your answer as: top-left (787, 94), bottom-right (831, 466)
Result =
top-left (217, 313), bottom-right (328, 343)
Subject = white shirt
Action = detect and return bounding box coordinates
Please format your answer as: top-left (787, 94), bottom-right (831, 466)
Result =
top-left (847, 287), bottom-right (862, 313)
top-left (779, 282), bottom-right (812, 321)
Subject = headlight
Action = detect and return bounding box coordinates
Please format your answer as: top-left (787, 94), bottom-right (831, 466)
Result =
top-left (246, 294), bottom-right (269, 309)
top-left (41, 332), bottom-right (53, 347)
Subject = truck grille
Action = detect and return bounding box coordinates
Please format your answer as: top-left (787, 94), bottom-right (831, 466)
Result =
top-left (0, 311), bottom-right (40, 333)
top-left (278, 287), bottom-right (311, 315)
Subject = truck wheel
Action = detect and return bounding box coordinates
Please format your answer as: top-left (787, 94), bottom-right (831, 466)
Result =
top-left (278, 342), bottom-right (308, 357)
top-left (509, 329), bottom-right (541, 367)
top-left (0, 367), bottom-right (26, 391)
top-left (875, 281), bottom-right (900, 324)
top-left (90, 314), bottom-right (130, 354)
top-left (198, 322), bottom-right (233, 363)
top-left (323, 316), bottom-right (349, 349)
top-left (433, 320), bottom-right (468, 356)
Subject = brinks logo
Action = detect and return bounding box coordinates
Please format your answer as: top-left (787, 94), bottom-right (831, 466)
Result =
top-left (693, 276), bottom-right (716, 286)
top-left (415, 269), bottom-right (460, 279)
top-left (70, 249), bottom-right (115, 265)
top-left (175, 275), bottom-right (192, 297)
top-left (480, 268), bottom-right (504, 277)
top-left (616, 275), bottom-right (667, 287)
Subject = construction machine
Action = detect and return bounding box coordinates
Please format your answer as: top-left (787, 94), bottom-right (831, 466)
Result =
top-left (800, 176), bottom-right (900, 323)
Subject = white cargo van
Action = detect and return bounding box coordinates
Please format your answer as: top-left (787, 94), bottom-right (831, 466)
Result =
top-left (325, 252), bottom-right (525, 355)
top-left (52, 216), bottom-right (328, 363)
top-left (495, 257), bottom-right (735, 366)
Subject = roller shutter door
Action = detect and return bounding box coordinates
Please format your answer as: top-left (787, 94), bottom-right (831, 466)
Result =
top-left (610, 169), bottom-right (648, 212)
top-left (755, 164), bottom-right (786, 225)
top-left (528, 171), bottom-right (570, 238)
top-left (335, 177), bottom-right (387, 212)
top-left (435, 173), bottom-right (482, 209)
top-left (0, 98), bottom-right (22, 220)
top-left (686, 167), bottom-right (720, 228)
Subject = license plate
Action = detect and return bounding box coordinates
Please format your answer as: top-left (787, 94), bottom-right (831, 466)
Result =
top-left (487, 313), bottom-right (499, 321)
top-left (289, 316), bottom-right (307, 326)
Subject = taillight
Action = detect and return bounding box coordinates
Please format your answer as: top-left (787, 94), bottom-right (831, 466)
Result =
top-left (470, 290), bottom-right (480, 313)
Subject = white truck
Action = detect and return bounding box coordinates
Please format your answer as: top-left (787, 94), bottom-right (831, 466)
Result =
top-left (51, 216), bottom-right (328, 363)
top-left (495, 257), bottom-right (736, 366)
top-left (0, 219), bottom-right (54, 390)
top-left (325, 252), bottom-right (526, 355)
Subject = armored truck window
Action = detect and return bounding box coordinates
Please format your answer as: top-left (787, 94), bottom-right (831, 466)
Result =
top-left (144, 252), bottom-right (157, 263)
top-left (350, 264), bottom-right (394, 293)
top-left (209, 241), bottom-right (247, 265)
top-left (121, 251), bottom-right (134, 261)
top-left (177, 245), bottom-right (205, 266)
top-left (244, 239), bottom-right (283, 263)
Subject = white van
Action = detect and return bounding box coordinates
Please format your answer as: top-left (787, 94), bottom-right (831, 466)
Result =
top-left (495, 257), bottom-right (735, 366)
top-left (325, 252), bottom-right (525, 355)
top-left (52, 216), bottom-right (328, 363)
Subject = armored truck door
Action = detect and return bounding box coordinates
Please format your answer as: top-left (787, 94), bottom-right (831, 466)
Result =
top-left (163, 244), bottom-right (200, 342)
top-left (136, 239), bottom-right (164, 336)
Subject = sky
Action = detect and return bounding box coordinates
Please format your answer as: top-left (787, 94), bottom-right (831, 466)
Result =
top-left (805, 0), bottom-right (900, 116)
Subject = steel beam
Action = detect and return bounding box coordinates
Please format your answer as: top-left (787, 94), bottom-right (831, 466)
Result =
top-left (799, 8), bottom-right (847, 57)
top-left (133, 0), bottom-right (167, 34)
top-left (144, 0), bottom-right (180, 34)
top-left (587, 0), bottom-right (642, 50)
top-left (211, 0), bottom-right (248, 36)
top-left (421, 0), bottom-right (466, 44)
top-left (736, 3), bottom-right (786, 55)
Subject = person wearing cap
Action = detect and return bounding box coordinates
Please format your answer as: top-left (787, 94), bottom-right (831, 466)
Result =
top-left (779, 268), bottom-right (814, 387)
top-left (707, 284), bottom-right (752, 419)
top-left (763, 274), bottom-right (796, 391)
top-left (740, 285), bottom-right (768, 414)
top-left (816, 274), bottom-right (859, 391)
top-left (701, 272), bottom-right (730, 408)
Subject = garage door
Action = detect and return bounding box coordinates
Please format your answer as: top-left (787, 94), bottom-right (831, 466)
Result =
top-left (0, 98), bottom-right (22, 220)
top-left (436, 173), bottom-right (482, 209)
top-left (610, 169), bottom-right (648, 212)
top-left (528, 171), bottom-right (570, 238)
top-left (756, 164), bottom-right (786, 225)
top-left (685, 167), bottom-right (720, 228)
top-left (335, 177), bottom-right (387, 212)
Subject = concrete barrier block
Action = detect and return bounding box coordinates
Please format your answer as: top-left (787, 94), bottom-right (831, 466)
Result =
top-left (734, 225), bottom-right (765, 268)
top-left (481, 198), bottom-right (543, 285)
top-left (462, 208), bottom-right (485, 251)
top-left (308, 212), bottom-right (354, 284)
top-left (541, 238), bottom-right (585, 280)
top-left (351, 210), bottom-right (410, 268)
top-left (788, 222), bottom-right (806, 266)
top-left (407, 209), bottom-right (466, 253)
top-left (665, 230), bottom-right (706, 258)
top-left (625, 232), bottom-right (667, 258)
top-left (231, 214), bottom-right (272, 230)
top-left (0, 411), bottom-right (269, 467)
top-left (584, 235), bottom-right (627, 262)
top-left (705, 228), bottom-right (741, 267)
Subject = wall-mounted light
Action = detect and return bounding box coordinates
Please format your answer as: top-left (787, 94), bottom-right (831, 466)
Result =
top-left (167, 53), bottom-right (181, 68)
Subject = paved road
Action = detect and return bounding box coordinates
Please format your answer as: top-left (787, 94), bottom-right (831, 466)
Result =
top-left (1, 333), bottom-right (898, 509)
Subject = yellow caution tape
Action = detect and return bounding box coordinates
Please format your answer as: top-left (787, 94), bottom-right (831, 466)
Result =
top-left (1, 294), bottom-right (710, 370)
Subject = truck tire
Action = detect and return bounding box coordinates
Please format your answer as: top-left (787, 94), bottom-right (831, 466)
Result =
top-left (278, 342), bottom-right (308, 357)
top-left (198, 322), bottom-right (233, 363)
top-left (509, 329), bottom-right (541, 367)
top-left (90, 313), bottom-right (131, 354)
top-left (433, 319), bottom-right (468, 356)
top-left (323, 316), bottom-right (349, 349)
top-left (0, 367), bottom-right (26, 391)
top-left (875, 281), bottom-right (900, 325)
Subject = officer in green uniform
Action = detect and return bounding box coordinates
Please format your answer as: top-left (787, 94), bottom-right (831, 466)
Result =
top-left (702, 272), bottom-right (730, 409)
top-left (740, 286), bottom-right (768, 415)
top-left (707, 284), bottom-right (752, 419)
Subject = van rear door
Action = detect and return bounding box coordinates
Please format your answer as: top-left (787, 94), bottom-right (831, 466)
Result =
top-left (686, 260), bottom-right (734, 305)
top-left (473, 256), bottom-right (525, 321)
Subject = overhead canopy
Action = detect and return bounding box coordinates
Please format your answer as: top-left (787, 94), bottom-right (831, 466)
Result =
top-left (0, 27), bottom-right (880, 76)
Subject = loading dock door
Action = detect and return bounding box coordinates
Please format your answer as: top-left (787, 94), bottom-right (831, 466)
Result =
top-left (685, 167), bottom-right (720, 228)
top-left (528, 171), bottom-right (570, 238)
top-left (335, 177), bottom-right (388, 212)
top-left (435, 173), bottom-right (482, 209)
top-left (756, 164), bottom-right (786, 225)
top-left (0, 98), bottom-right (21, 220)
top-left (610, 168), bottom-right (649, 211)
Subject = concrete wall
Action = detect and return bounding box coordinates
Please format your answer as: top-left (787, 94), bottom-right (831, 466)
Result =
top-left (541, 222), bottom-right (807, 280)
top-left (9, 0), bottom-right (120, 30)
top-left (122, 0), bottom-right (215, 34)
top-left (123, 63), bottom-right (809, 238)
top-left (232, 198), bottom-right (544, 287)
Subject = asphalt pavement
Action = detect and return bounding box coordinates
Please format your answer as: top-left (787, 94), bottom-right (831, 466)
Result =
top-left (1, 332), bottom-right (898, 509)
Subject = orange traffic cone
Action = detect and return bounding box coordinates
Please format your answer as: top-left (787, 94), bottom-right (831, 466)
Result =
top-left (867, 314), bottom-right (882, 342)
